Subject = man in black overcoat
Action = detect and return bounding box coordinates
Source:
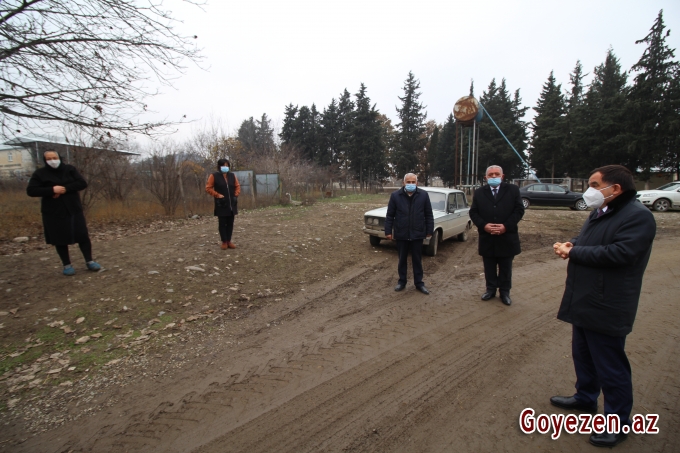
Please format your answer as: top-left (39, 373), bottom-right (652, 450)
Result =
top-left (384, 173), bottom-right (434, 295)
top-left (550, 165), bottom-right (656, 448)
top-left (469, 165), bottom-right (525, 306)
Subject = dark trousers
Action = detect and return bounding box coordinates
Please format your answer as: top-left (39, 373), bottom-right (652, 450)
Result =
top-left (482, 256), bottom-right (514, 295)
top-left (572, 325), bottom-right (633, 423)
top-left (218, 215), bottom-right (235, 242)
top-left (396, 239), bottom-right (424, 288)
top-left (55, 238), bottom-right (93, 266)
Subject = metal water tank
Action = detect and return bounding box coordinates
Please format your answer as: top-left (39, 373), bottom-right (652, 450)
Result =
top-left (453, 96), bottom-right (483, 122)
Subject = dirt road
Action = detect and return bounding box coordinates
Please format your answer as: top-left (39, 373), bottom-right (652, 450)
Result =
top-left (1, 200), bottom-right (679, 452)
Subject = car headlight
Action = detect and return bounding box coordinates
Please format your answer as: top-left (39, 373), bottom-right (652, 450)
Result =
top-left (373, 218), bottom-right (380, 225)
top-left (641, 194), bottom-right (654, 197)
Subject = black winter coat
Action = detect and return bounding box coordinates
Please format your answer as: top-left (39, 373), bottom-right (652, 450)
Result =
top-left (212, 171), bottom-right (238, 216)
top-left (557, 191), bottom-right (656, 337)
top-left (384, 187), bottom-right (434, 241)
top-left (26, 161), bottom-right (89, 245)
top-left (469, 182), bottom-right (524, 257)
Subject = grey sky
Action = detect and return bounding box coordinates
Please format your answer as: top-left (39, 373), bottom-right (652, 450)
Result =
top-left (141, 0), bottom-right (680, 143)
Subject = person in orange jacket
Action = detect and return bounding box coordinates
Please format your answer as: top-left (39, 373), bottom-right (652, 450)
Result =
top-left (206, 159), bottom-right (241, 249)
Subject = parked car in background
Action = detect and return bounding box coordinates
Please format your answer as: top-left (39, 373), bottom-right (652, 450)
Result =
top-left (363, 187), bottom-right (472, 256)
top-left (636, 181), bottom-right (680, 211)
top-left (519, 183), bottom-right (587, 210)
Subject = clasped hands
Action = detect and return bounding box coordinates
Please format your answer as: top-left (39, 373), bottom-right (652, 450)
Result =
top-left (484, 223), bottom-right (506, 235)
top-left (385, 234), bottom-right (431, 241)
top-left (52, 185), bottom-right (66, 198)
top-left (553, 242), bottom-right (573, 259)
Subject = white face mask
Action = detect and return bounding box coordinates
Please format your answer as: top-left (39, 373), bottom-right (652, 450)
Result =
top-left (583, 185), bottom-right (613, 209)
top-left (46, 159), bottom-right (61, 169)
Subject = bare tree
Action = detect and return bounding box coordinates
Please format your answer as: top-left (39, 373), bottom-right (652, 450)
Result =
top-left (1, 0), bottom-right (203, 139)
top-left (139, 140), bottom-right (190, 216)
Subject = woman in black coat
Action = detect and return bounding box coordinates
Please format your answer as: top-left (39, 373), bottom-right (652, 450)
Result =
top-left (205, 159), bottom-right (241, 250)
top-left (26, 150), bottom-right (101, 275)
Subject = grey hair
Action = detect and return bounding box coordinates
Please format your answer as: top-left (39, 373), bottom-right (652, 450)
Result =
top-left (486, 165), bottom-right (503, 175)
top-left (403, 173), bottom-right (418, 182)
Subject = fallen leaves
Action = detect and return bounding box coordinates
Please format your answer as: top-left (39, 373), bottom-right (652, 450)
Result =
top-left (75, 317), bottom-right (85, 324)
top-left (75, 336), bottom-right (90, 344)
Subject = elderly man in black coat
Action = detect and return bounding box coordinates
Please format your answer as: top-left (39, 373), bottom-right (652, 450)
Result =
top-left (384, 173), bottom-right (434, 295)
top-left (551, 165), bottom-right (656, 448)
top-left (469, 165), bottom-right (525, 306)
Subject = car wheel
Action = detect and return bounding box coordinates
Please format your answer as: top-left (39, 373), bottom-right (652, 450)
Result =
top-left (423, 230), bottom-right (439, 256)
top-left (369, 235), bottom-right (381, 246)
top-left (653, 198), bottom-right (671, 212)
top-left (522, 198), bottom-right (530, 209)
top-left (574, 199), bottom-right (588, 211)
top-left (457, 223), bottom-right (470, 242)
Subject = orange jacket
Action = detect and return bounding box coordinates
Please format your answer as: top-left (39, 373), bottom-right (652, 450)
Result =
top-left (206, 173), bottom-right (241, 198)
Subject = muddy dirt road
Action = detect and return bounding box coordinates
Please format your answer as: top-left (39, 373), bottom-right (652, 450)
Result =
top-left (1, 199), bottom-right (679, 452)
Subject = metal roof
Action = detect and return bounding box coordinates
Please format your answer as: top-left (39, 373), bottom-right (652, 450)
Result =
top-left (3, 135), bottom-right (139, 155)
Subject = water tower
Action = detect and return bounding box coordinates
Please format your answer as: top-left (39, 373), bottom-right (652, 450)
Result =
top-left (453, 96), bottom-right (483, 188)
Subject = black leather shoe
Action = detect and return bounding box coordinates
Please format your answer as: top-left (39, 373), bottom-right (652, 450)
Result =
top-left (416, 286), bottom-right (430, 295)
top-left (481, 291), bottom-right (495, 301)
top-left (549, 396), bottom-right (597, 413)
top-left (589, 432), bottom-right (628, 447)
top-left (500, 294), bottom-right (512, 306)
top-left (394, 284), bottom-right (406, 291)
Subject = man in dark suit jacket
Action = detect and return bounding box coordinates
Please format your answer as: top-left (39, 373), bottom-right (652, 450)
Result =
top-left (384, 173), bottom-right (434, 295)
top-left (469, 165), bottom-right (525, 306)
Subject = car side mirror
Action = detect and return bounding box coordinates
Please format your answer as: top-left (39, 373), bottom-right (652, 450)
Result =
top-left (564, 189), bottom-right (570, 193)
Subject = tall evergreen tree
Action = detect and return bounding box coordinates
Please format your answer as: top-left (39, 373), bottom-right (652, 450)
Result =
top-left (426, 122), bottom-right (439, 185)
top-left (435, 114), bottom-right (457, 186)
top-left (529, 71), bottom-right (568, 179)
top-left (280, 104), bottom-right (299, 146)
top-left (320, 98), bottom-right (340, 168)
top-left (255, 113), bottom-right (276, 155)
top-left (350, 83), bottom-right (386, 188)
top-left (237, 117), bottom-right (258, 154)
top-left (337, 89), bottom-right (355, 173)
top-left (477, 79), bottom-right (529, 180)
top-left (628, 10), bottom-right (680, 184)
top-left (578, 49), bottom-right (630, 174)
top-left (394, 71), bottom-right (427, 178)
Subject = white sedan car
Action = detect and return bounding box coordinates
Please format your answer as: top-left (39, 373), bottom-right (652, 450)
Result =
top-left (636, 181), bottom-right (680, 211)
top-left (363, 187), bottom-right (472, 256)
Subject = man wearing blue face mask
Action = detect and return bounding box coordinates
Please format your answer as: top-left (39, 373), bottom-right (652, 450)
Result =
top-left (469, 165), bottom-right (525, 306)
top-left (384, 173), bottom-right (434, 294)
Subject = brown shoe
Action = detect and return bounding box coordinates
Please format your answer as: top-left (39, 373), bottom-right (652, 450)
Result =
top-left (220, 242), bottom-right (228, 250)
top-left (227, 241), bottom-right (236, 249)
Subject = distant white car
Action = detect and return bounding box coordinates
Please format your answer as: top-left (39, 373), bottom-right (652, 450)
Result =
top-left (362, 187), bottom-right (472, 256)
top-left (636, 181), bottom-right (680, 211)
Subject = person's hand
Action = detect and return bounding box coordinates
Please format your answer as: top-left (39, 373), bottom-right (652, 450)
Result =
top-left (426, 235), bottom-right (432, 238)
top-left (53, 185), bottom-right (66, 194)
top-left (485, 223), bottom-right (505, 235)
top-left (217, 194), bottom-right (224, 198)
top-left (554, 242), bottom-right (573, 259)
top-left (483, 224), bottom-right (496, 234)
top-left (385, 234), bottom-right (393, 241)
top-left (496, 224), bottom-right (506, 235)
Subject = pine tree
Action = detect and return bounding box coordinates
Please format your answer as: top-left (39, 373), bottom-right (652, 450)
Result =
top-left (563, 61), bottom-right (588, 176)
top-left (237, 117), bottom-right (258, 154)
top-left (337, 89), bottom-right (355, 174)
top-left (350, 83), bottom-right (386, 189)
top-left (529, 71), bottom-right (568, 179)
top-left (320, 98), bottom-right (340, 168)
top-left (628, 10), bottom-right (680, 184)
top-left (394, 71), bottom-right (427, 178)
top-left (579, 49), bottom-right (630, 174)
top-left (477, 79), bottom-right (529, 180)
top-left (435, 114), bottom-right (457, 186)
top-left (279, 104), bottom-right (298, 146)
top-left (255, 113), bottom-right (276, 156)
top-left (426, 123), bottom-right (439, 185)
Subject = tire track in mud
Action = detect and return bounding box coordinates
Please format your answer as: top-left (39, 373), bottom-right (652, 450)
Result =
top-left (16, 238), bottom-right (679, 453)
top-left (82, 242), bottom-right (566, 452)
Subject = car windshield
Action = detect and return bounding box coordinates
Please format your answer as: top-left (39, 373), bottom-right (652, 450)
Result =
top-left (655, 182), bottom-right (680, 191)
top-left (427, 192), bottom-right (447, 211)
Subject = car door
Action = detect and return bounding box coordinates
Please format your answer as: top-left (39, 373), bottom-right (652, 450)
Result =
top-left (670, 184), bottom-right (680, 208)
top-left (454, 192), bottom-right (470, 233)
top-left (440, 193), bottom-right (458, 239)
top-left (548, 184), bottom-right (569, 206)
top-left (528, 184), bottom-right (549, 205)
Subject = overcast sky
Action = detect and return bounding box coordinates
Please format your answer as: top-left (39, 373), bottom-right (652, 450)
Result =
top-left (140, 0), bottom-right (680, 144)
